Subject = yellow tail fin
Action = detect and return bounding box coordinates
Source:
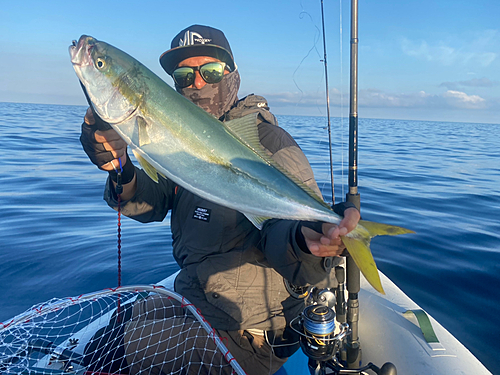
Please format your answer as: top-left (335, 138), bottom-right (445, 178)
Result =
top-left (341, 220), bottom-right (415, 294)
top-left (358, 220), bottom-right (415, 237)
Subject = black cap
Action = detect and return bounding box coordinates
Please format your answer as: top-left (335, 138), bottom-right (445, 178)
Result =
top-left (160, 25), bottom-right (235, 75)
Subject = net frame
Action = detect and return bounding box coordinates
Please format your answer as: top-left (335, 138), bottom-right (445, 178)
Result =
top-left (0, 285), bottom-right (246, 375)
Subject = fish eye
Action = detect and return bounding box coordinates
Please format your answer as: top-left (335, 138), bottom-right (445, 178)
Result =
top-left (96, 58), bottom-right (106, 69)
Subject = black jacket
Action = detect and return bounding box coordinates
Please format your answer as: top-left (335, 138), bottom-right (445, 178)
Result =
top-left (104, 95), bottom-right (350, 331)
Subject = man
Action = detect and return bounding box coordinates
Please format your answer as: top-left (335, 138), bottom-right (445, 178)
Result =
top-left (80, 25), bottom-right (359, 375)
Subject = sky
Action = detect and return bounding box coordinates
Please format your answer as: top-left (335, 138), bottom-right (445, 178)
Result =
top-left (1, 0), bottom-right (499, 124)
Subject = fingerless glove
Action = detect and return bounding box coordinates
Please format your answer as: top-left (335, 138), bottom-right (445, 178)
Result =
top-left (79, 118), bottom-right (135, 184)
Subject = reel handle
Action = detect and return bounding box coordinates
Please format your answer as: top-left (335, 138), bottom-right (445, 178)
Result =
top-left (376, 362), bottom-right (397, 375)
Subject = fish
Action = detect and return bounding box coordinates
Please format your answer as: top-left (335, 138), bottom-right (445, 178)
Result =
top-left (69, 35), bottom-right (414, 294)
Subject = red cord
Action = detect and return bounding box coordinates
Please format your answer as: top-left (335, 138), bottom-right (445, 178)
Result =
top-left (116, 163), bottom-right (123, 321)
top-left (117, 193), bottom-right (122, 288)
top-left (116, 192), bottom-right (122, 322)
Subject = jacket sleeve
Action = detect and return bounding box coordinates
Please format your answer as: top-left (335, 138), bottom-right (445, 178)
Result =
top-left (260, 219), bottom-right (330, 286)
top-left (258, 121), bottom-right (356, 286)
top-left (104, 166), bottom-right (176, 223)
top-left (260, 201), bottom-right (355, 287)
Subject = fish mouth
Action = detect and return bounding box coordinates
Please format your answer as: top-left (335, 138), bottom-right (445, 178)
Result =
top-left (69, 35), bottom-right (95, 67)
top-left (69, 35), bottom-right (141, 125)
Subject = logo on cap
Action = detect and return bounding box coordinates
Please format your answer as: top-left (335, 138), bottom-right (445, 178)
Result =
top-left (179, 30), bottom-right (212, 46)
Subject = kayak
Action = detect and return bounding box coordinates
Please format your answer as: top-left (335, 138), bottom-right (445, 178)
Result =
top-left (1, 270), bottom-right (490, 375)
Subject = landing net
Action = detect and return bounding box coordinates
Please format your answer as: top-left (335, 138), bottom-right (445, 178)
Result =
top-left (0, 285), bottom-right (245, 375)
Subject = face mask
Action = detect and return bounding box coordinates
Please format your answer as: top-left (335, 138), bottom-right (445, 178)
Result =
top-left (176, 69), bottom-right (241, 119)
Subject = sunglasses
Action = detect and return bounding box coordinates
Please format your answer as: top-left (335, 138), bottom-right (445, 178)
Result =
top-left (172, 62), bottom-right (229, 88)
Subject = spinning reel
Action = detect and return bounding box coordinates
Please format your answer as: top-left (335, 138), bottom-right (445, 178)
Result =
top-left (288, 282), bottom-right (397, 375)
top-left (295, 304), bottom-right (348, 362)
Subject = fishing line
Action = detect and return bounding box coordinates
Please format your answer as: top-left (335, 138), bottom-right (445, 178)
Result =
top-left (294, 3), bottom-right (333, 199)
top-left (293, 10), bottom-right (322, 112)
top-left (320, 0), bottom-right (335, 203)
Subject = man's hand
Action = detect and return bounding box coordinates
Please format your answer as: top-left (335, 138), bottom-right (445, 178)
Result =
top-left (81, 107), bottom-right (128, 171)
top-left (301, 208), bottom-right (360, 257)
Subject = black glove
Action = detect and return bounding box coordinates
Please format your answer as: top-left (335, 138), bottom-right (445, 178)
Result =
top-left (80, 121), bottom-right (114, 169)
top-left (79, 113), bottom-right (135, 184)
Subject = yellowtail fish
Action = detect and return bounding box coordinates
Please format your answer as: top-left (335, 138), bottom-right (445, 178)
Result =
top-left (69, 35), bottom-right (414, 294)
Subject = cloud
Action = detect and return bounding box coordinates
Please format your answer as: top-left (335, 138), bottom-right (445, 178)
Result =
top-left (440, 77), bottom-right (499, 90)
top-left (359, 89), bottom-right (434, 108)
top-left (361, 89), bottom-right (487, 110)
top-left (401, 39), bottom-right (457, 65)
top-left (442, 90), bottom-right (487, 109)
top-left (266, 89), bottom-right (491, 111)
top-left (401, 31), bottom-right (499, 67)
top-left (264, 89), bottom-right (342, 108)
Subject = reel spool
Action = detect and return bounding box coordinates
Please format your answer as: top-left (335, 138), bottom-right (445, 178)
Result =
top-left (297, 305), bottom-right (347, 361)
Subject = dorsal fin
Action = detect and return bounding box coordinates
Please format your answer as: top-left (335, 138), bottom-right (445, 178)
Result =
top-left (223, 113), bottom-right (263, 153)
top-left (223, 114), bottom-right (330, 209)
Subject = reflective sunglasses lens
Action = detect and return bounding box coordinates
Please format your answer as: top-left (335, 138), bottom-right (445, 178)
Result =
top-left (173, 67), bottom-right (195, 88)
top-left (200, 62), bottom-right (225, 84)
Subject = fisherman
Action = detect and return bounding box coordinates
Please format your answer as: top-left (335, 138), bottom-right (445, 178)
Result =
top-left (80, 25), bottom-right (360, 375)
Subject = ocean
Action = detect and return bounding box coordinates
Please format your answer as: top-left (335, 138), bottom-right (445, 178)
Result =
top-left (0, 102), bottom-right (499, 374)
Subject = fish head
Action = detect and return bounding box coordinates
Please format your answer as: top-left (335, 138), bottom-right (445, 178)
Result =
top-left (69, 35), bottom-right (143, 124)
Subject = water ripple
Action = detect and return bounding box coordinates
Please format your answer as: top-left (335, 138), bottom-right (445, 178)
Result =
top-left (0, 104), bottom-right (498, 373)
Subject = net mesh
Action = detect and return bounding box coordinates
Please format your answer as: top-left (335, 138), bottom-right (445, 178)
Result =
top-left (0, 286), bottom-right (245, 375)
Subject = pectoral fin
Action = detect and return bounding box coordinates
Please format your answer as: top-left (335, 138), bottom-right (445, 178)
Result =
top-left (137, 116), bottom-right (151, 147)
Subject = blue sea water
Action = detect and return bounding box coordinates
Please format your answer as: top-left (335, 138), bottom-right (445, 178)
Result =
top-left (0, 102), bottom-right (499, 374)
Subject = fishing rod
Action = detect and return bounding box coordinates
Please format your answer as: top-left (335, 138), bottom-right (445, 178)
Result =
top-left (318, 0), bottom-right (361, 367)
top-left (345, 0), bottom-right (362, 368)
top-left (291, 2), bottom-right (400, 374)
top-left (320, 0), bottom-right (335, 203)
